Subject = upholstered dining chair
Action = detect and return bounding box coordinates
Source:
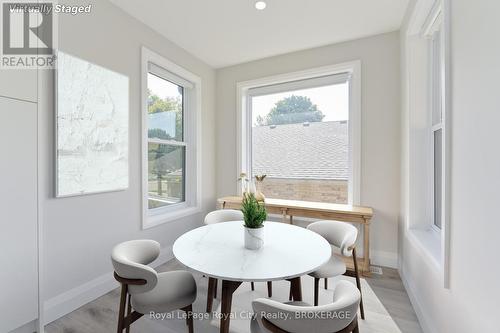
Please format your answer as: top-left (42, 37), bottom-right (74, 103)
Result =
top-left (251, 280), bottom-right (360, 333)
top-left (111, 239), bottom-right (197, 333)
top-left (305, 220), bottom-right (365, 319)
top-left (204, 209), bottom-right (273, 313)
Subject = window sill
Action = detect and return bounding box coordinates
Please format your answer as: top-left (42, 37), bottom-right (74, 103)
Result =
top-left (407, 226), bottom-right (442, 270)
top-left (143, 205), bottom-right (201, 230)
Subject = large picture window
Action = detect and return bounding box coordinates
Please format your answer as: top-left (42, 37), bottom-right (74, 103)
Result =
top-left (250, 76), bottom-right (349, 203)
top-left (142, 47), bottom-right (201, 228)
top-left (238, 63), bottom-right (361, 205)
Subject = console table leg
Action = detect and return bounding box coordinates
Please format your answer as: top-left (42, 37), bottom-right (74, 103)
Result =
top-left (281, 209), bottom-right (287, 223)
top-left (363, 221), bottom-right (371, 276)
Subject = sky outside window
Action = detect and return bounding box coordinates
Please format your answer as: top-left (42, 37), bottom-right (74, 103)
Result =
top-left (251, 82), bottom-right (349, 126)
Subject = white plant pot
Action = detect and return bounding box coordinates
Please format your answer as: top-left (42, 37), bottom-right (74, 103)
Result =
top-left (247, 181), bottom-right (257, 195)
top-left (244, 226), bottom-right (264, 250)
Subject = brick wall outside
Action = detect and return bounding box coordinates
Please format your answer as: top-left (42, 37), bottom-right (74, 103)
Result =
top-left (258, 178), bottom-right (348, 204)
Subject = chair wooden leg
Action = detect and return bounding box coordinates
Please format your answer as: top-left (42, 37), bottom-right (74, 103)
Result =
top-left (324, 278), bottom-right (328, 290)
top-left (287, 280), bottom-right (296, 301)
top-left (125, 293), bottom-right (132, 333)
top-left (182, 304), bottom-right (194, 333)
top-left (314, 277), bottom-right (320, 306)
top-left (206, 277), bottom-right (216, 313)
top-left (332, 316), bottom-right (358, 333)
top-left (251, 282), bottom-right (255, 291)
top-left (214, 278), bottom-right (218, 299)
top-left (267, 281), bottom-right (273, 298)
top-left (352, 321), bottom-right (359, 333)
top-left (353, 248), bottom-right (365, 320)
top-left (117, 284), bottom-right (128, 333)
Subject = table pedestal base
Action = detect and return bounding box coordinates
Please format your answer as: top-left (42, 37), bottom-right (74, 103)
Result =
top-left (219, 280), bottom-right (242, 333)
top-left (287, 277), bottom-right (303, 302)
top-left (215, 278), bottom-right (302, 333)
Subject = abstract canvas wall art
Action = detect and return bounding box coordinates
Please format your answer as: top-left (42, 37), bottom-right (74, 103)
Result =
top-left (56, 51), bottom-right (129, 197)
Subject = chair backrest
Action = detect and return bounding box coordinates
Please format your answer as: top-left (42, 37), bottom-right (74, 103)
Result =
top-left (252, 280), bottom-right (360, 333)
top-left (307, 220), bottom-right (358, 256)
top-left (111, 239), bottom-right (160, 294)
top-left (204, 209), bottom-right (244, 225)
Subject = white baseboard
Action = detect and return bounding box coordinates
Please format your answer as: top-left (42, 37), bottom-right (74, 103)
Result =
top-left (43, 246), bottom-right (173, 325)
top-left (371, 250), bottom-right (399, 269)
top-left (399, 265), bottom-right (436, 333)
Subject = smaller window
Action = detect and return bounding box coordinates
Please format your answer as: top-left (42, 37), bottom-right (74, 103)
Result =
top-left (429, 23), bottom-right (444, 230)
top-left (147, 72), bottom-right (186, 209)
top-left (142, 47), bottom-right (201, 228)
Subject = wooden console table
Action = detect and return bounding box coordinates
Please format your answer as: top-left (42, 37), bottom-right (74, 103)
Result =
top-left (217, 196), bottom-right (374, 276)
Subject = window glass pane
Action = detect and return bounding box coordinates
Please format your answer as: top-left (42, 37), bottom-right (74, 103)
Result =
top-left (147, 73), bottom-right (183, 141)
top-left (434, 129), bottom-right (442, 229)
top-left (432, 32), bottom-right (442, 126)
top-left (251, 82), bottom-right (349, 204)
top-left (148, 143), bottom-right (185, 209)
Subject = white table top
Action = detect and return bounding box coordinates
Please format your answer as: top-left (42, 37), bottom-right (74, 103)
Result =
top-left (173, 221), bottom-right (332, 282)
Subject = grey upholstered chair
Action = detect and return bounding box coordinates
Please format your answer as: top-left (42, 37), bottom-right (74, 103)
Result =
top-left (251, 280), bottom-right (360, 333)
top-left (306, 220), bottom-right (365, 319)
top-left (111, 239), bottom-right (197, 333)
top-left (204, 209), bottom-right (273, 313)
top-left (204, 209), bottom-right (244, 225)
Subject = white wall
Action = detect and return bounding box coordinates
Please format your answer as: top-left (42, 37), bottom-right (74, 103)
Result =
top-left (0, 94), bottom-right (38, 333)
top-left (38, 0), bottom-right (216, 324)
top-left (216, 32), bottom-right (401, 267)
top-left (399, 1), bottom-right (500, 332)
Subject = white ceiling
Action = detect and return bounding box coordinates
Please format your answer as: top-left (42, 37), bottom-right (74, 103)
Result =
top-left (110, 0), bottom-right (409, 68)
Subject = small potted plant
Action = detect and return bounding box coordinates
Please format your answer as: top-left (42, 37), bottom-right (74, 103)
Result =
top-left (241, 193), bottom-right (267, 250)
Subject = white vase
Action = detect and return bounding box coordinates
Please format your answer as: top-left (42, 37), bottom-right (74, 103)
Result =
top-left (255, 180), bottom-right (265, 202)
top-left (241, 181), bottom-right (248, 196)
top-left (247, 180), bottom-right (256, 195)
top-left (244, 226), bottom-right (264, 250)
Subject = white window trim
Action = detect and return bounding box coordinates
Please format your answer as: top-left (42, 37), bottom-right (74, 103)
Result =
top-left (406, 0), bottom-right (452, 288)
top-left (141, 46), bottom-right (202, 229)
top-left (236, 61), bottom-right (361, 205)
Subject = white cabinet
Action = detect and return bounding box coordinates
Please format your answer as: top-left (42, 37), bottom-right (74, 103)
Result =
top-left (0, 96), bottom-right (38, 332)
top-left (0, 69), bottom-right (37, 103)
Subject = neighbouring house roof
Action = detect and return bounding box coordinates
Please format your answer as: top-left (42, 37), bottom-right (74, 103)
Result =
top-left (252, 121), bottom-right (348, 180)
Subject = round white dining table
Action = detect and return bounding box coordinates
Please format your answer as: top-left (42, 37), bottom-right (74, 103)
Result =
top-left (173, 221), bottom-right (332, 333)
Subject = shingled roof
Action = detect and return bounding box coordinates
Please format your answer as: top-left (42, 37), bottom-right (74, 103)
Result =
top-left (252, 121), bottom-right (348, 180)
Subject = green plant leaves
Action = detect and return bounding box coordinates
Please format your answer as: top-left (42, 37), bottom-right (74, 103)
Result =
top-left (241, 193), bottom-right (267, 229)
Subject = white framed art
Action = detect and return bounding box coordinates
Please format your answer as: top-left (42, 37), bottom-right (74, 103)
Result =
top-left (56, 51), bottom-right (129, 197)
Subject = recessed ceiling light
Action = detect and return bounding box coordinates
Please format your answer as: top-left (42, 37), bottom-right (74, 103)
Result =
top-left (255, 1), bottom-right (267, 10)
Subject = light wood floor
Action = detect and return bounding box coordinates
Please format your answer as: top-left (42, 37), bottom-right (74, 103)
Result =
top-left (45, 260), bottom-right (422, 333)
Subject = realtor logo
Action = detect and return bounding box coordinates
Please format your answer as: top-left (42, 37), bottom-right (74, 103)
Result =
top-left (1, 1), bottom-right (56, 68)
